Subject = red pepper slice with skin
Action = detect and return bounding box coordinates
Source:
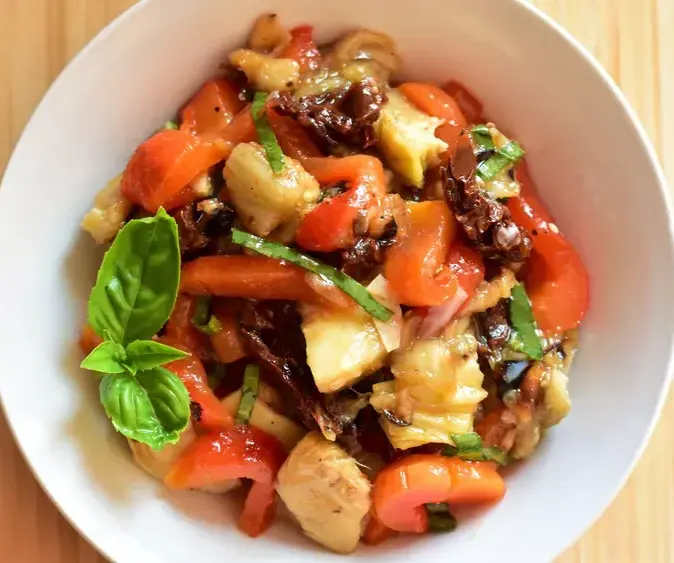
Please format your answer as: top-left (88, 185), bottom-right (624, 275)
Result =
top-left (180, 78), bottom-right (244, 136)
top-left (384, 201), bottom-right (460, 306)
top-left (165, 426), bottom-right (286, 537)
top-left (372, 454), bottom-right (505, 534)
top-left (267, 113), bottom-right (386, 252)
top-left (279, 25), bottom-right (322, 73)
top-left (179, 255), bottom-right (339, 306)
top-left (159, 334), bottom-right (233, 430)
top-left (446, 241), bottom-right (485, 299)
top-left (120, 129), bottom-right (227, 213)
top-left (507, 162), bottom-right (589, 333)
top-left (295, 155), bottom-right (385, 252)
top-left (210, 299), bottom-right (248, 364)
top-left (442, 80), bottom-right (484, 125)
top-left (266, 109), bottom-right (323, 161)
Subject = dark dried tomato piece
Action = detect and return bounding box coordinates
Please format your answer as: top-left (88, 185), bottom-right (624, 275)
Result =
top-left (271, 79), bottom-right (386, 149)
top-left (444, 136), bottom-right (532, 263)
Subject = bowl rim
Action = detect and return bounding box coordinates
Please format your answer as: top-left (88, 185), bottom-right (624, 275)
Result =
top-left (1, 0), bottom-right (673, 561)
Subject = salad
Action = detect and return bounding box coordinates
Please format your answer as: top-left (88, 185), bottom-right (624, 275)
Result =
top-left (79, 14), bottom-right (589, 554)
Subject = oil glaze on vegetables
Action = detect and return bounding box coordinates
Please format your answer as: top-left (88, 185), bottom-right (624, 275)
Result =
top-left (78, 12), bottom-right (589, 554)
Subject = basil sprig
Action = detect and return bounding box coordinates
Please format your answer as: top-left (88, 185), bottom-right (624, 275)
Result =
top-left (81, 209), bottom-right (191, 450)
top-left (471, 124), bottom-right (525, 181)
top-left (508, 284), bottom-right (544, 360)
top-left (252, 92), bottom-right (285, 173)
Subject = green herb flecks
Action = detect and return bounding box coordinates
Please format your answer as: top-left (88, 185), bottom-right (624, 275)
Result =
top-left (191, 296), bottom-right (222, 335)
top-left (509, 284), bottom-right (544, 360)
top-left (235, 364), bottom-right (261, 425)
top-left (252, 92), bottom-right (285, 173)
top-left (442, 432), bottom-right (509, 466)
top-left (470, 125), bottom-right (525, 181)
top-left (231, 229), bottom-right (392, 322)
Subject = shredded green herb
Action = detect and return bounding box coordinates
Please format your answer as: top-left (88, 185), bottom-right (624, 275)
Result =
top-left (509, 284), bottom-right (544, 360)
top-left (235, 364), bottom-right (260, 425)
top-left (163, 120), bottom-right (179, 130)
top-left (442, 432), bottom-right (509, 466)
top-left (230, 229), bottom-right (393, 322)
top-left (191, 296), bottom-right (223, 335)
top-left (470, 124), bottom-right (494, 150)
top-left (471, 125), bottom-right (525, 181)
top-left (251, 92), bottom-right (285, 173)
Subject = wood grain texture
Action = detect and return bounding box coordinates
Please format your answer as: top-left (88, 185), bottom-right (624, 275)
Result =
top-left (0, 0), bottom-right (672, 561)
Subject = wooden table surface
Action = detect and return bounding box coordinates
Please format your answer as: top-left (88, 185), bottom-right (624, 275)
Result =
top-left (1, 0), bottom-right (672, 561)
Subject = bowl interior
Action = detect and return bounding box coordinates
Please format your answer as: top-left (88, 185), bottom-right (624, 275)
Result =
top-left (0, 0), bottom-right (672, 562)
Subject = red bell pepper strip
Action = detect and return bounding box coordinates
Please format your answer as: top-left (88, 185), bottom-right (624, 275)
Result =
top-left (120, 129), bottom-right (227, 213)
top-left (210, 299), bottom-right (248, 364)
top-left (165, 425), bottom-right (286, 537)
top-left (372, 454), bottom-right (505, 534)
top-left (160, 334), bottom-right (233, 430)
top-left (442, 80), bottom-right (484, 124)
top-left (179, 255), bottom-right (335, 306)
top-left (268, 112), bottom-right (388, 252)
top-left (279, 25), bottom-right (322, 73)
top-left (384, 201), bottom-right (461, 306)
top-left (398, 83), bottom-right (467, 156)
top-left (362, 510), bottom-right (397, 545)
top-left (180, 78), bottom-right (244, 136)
top-left (507, 162), bottom-right (589, 333)
top-left (295, 155), bottom-right (385, 252)
top-left (266, 109), bottom-right (323, 161)
top-left (446, 241), bottom-right (485, 298)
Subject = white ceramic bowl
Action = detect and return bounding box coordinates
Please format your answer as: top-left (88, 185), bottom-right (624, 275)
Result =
top-left (0, 0), bottom-right (672, 561)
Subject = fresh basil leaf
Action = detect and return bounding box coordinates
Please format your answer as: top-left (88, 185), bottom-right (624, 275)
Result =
top-left (135, 367), bottom-right (191, 435)
top-left (125, 340), bottom-right (189, 371)
top-left (87, 208), bottom-right (180, 344)
top-left (470, 124), bottom-right (495, 150)
top-left (509, 284), bottom-right (544, 360)
top-left (99, 372), bottom-right (184, 450)
top-left (80, 341), bottom-right (127, 374)
top-left (252, 92), bottom-right (285, 173)
top-left (235, 364), bottom-right (260, 425)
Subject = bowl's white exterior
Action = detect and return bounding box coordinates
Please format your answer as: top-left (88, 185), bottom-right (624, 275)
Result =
top-left (0, 0), bottom-right (672, 562)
